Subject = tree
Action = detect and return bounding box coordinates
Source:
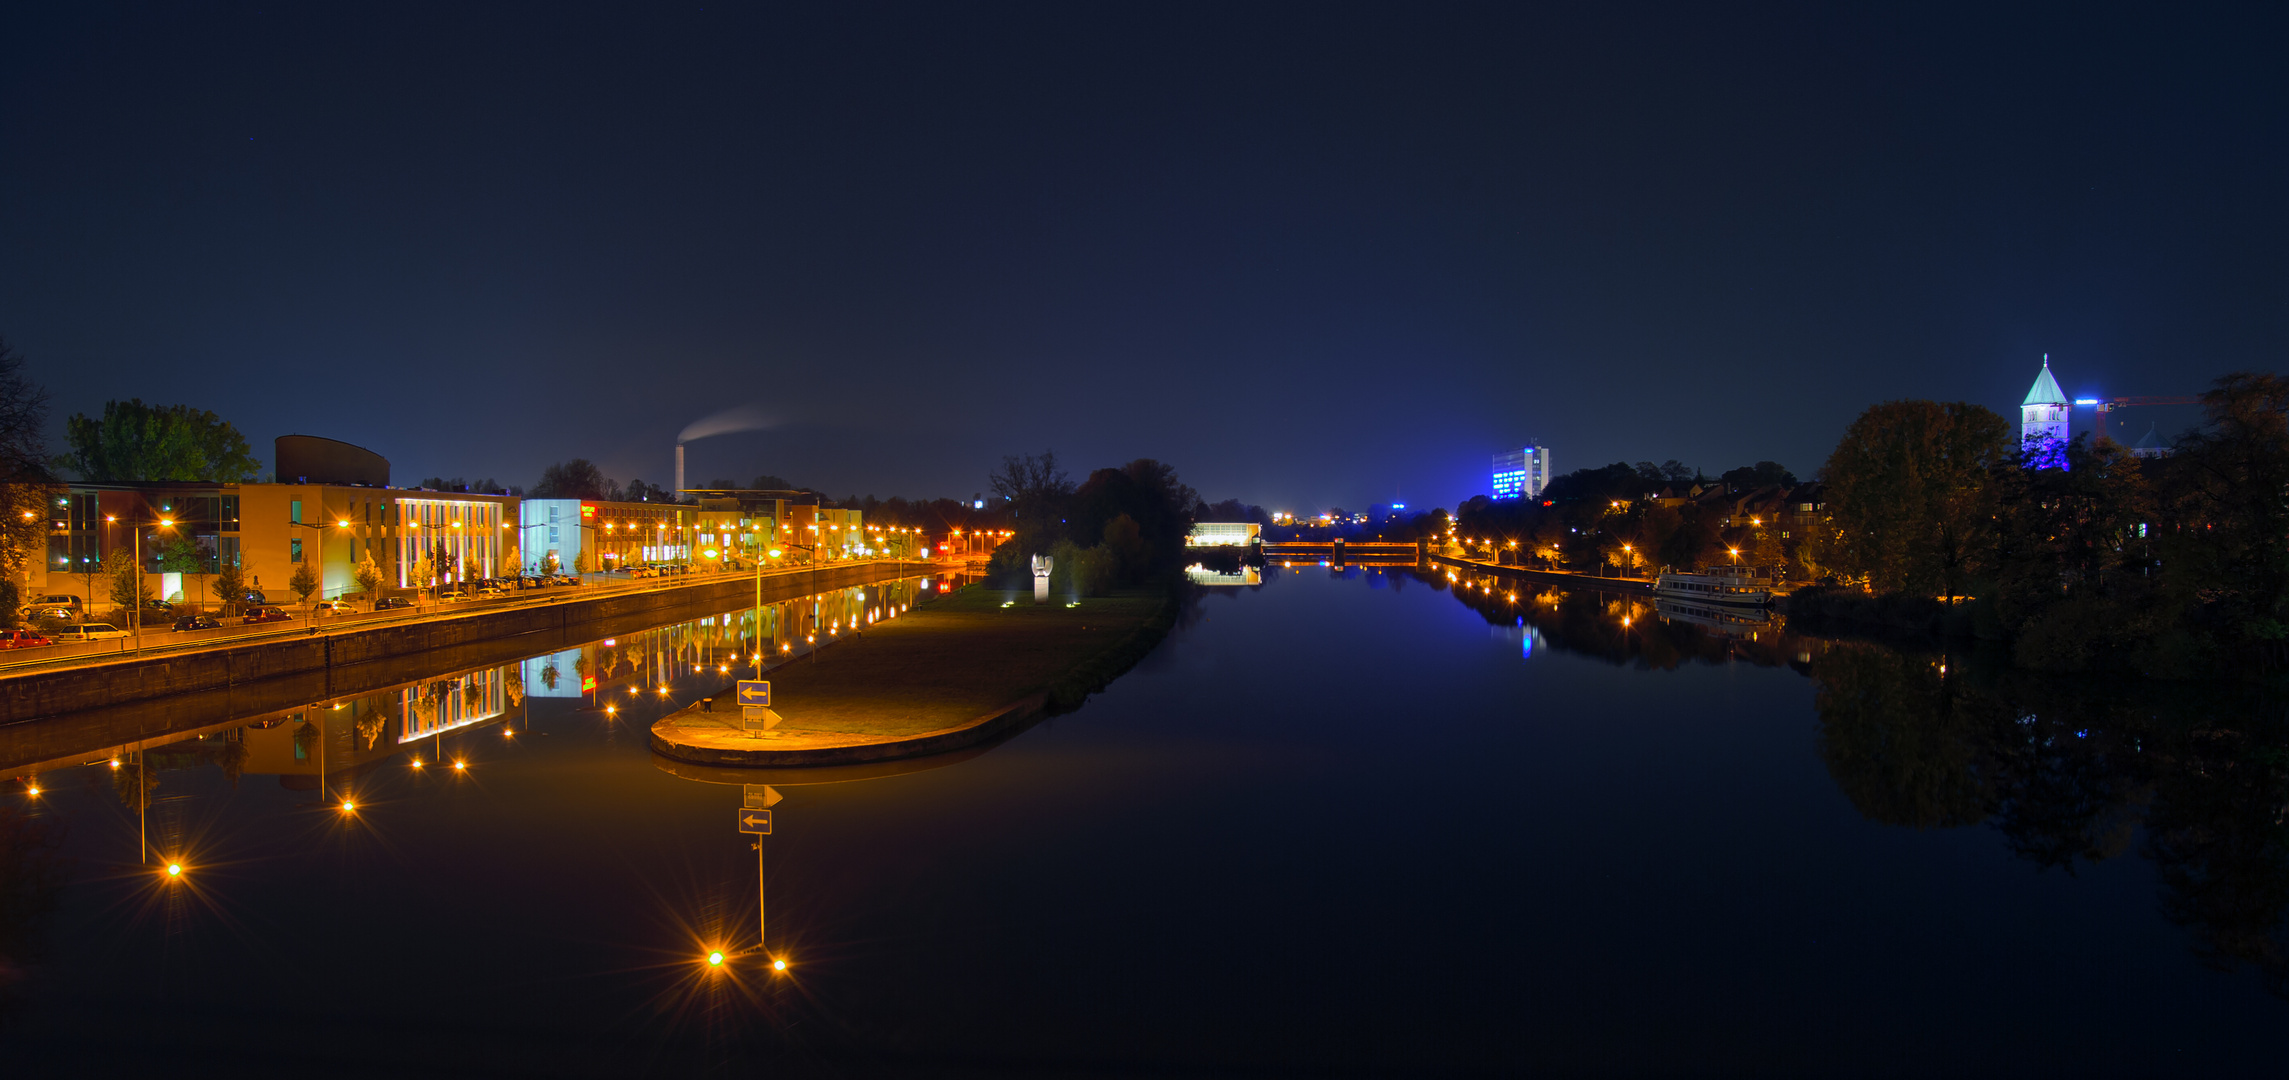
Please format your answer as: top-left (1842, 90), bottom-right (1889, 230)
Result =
top-left (0, 338), bottom-right (60, 582)
top-left (542, 552), bottom-right (560, 575)
top-left (532, 459), bottom-right (613, 499)
top-left (1718, 461), bottom-right (1797, 492)
top-left (101, 546), bottom-right (148, 611)
top-left (989, 450), bottom-right (1074, 532)
top-left (353, 551), bottom-right (385, 598)
top-left (214, 559), bottom-right (246, 616)
top-left (417, 476), bottom-right (512, 494)
top-left (289, 559), bottom-right (320, 613)
top-left (410, 554), bottom-right (436, 594)
top-left (2159, 372), bottom-right (2289, 632)
top-left (1822, 401), bottom-right (2012, 601)
top-left (60, 399), bottom-right (260, 482)
top-left (157, 535), bottom-right (208, 606)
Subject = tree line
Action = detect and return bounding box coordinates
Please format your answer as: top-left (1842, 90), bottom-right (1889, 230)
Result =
top-left (1806, 372), bottom-right (2289, 676)
top-left (980, 450), bottom-right (1203, 596)
top-left (1438, 458), bottom-right (1803, 576)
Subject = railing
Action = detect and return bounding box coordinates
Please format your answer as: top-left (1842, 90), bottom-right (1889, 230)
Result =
top-left (0, 557), bottom-right (924, 680)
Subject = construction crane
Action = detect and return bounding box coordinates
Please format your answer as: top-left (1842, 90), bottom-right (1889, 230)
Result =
top-left (2072, 395), bottom-right (2202, 415)
top-left (2070, 395), bottom-right (2203, 448)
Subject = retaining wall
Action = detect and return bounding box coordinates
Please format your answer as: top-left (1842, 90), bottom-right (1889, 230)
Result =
top-left (0, 562), bottom-right (922, 727)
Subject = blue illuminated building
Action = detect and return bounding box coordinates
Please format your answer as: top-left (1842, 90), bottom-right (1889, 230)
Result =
top-left (1492, 445), bottom-right (1551, 500)
top-left (2022, 355), bottom-right (2070, 470)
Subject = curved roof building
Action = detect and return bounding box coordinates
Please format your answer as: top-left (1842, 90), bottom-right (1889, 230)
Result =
top-left (275, 434), bottom-right (389, 487)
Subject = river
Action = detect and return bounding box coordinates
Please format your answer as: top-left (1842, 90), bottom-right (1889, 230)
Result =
top-left (3, 564), bottom-right (2281, 1074)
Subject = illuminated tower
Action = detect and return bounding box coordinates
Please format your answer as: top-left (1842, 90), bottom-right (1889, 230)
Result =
top-left (2021, 354), bottom-right (2069, 468)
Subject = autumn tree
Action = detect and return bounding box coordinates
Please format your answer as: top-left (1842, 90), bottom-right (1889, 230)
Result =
top-left (289, 559), bottom-right (320, 613)
top-left (353, 551), bottom-right (385, 598)
top-left (214, 559), bottom-right (246, 615)
top-left (2157, 372), bottom-right (2289, 632)
top-left (1822, 400), bottom-right (2012, 602)
top-left (102, 546), bottom-right (148, 611)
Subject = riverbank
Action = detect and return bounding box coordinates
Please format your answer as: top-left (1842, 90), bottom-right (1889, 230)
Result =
top-left (649, 583), bottom-right (1179, 766)
top-left (1427, 552), bottom-right (1656, 593)
top-left (0, 560), bottom-right (930, 728)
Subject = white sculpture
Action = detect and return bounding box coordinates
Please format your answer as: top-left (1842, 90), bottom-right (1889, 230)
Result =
top-left (1031, 554), bottom-right (1053, 603)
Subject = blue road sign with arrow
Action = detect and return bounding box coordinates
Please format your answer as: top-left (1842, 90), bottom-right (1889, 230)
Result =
top-left (737, 681), bottom-right (771, 707)
top-left (737, 808), bottom-right (773, 834)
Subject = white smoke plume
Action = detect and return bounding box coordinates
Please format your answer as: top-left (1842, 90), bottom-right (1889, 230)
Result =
top-left (677, 403), bottom-right (775, 444)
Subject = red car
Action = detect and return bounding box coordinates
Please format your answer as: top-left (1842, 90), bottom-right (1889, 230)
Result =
top-left (0, 628), bottom-right (54, 650)
top-left (241, 606), bottom-right (292, 624)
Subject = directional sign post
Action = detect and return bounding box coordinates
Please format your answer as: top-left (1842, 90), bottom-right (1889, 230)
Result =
top-left (736, 808), bottom-right (773, 834)
top-left (736, 680), bottom-right (780, 735)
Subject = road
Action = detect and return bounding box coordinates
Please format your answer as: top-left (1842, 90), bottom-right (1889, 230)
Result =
top-left (0, 561), bottom-right (952, 678)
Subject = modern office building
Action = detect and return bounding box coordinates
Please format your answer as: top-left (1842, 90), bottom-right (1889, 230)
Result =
top-left (1492, 445), bottom-right (1552, 500)
top-left (34, 481), bottom-right (518, 605)
top-left (517, 497), bottom-right (698, 573)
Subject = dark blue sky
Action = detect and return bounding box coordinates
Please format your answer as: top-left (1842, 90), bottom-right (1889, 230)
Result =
top-left (4, 3), bottom-right (2283, 512)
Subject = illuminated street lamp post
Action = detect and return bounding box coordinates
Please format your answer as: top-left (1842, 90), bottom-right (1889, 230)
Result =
top-left (106, 513), bottom-right (177, 655)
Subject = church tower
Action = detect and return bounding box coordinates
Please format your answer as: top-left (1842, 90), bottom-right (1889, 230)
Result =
top-left (2021, 354), bottom-right (2069, 468)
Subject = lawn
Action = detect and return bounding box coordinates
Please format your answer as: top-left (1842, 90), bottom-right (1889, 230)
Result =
top-left (691, 585), bottom-right (1173, 739)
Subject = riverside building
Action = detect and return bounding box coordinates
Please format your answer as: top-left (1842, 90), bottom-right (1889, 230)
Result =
top-left (1492, 444), bottom-right (1552, 500)
top-left (24, 435), bottom-right (518, 608)
top-left (34, 481), bottom-right (517, 605)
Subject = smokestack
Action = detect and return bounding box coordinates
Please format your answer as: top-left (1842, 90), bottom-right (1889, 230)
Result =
top-left (674, 443), bottom-right (684, 499)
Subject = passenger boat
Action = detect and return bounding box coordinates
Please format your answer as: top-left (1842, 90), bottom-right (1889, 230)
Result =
top-left (1653, 566), bottom-right (1773, 607)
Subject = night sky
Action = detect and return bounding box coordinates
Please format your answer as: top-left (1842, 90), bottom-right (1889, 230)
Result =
top-left (4, 3), bottom-right (2284, 512)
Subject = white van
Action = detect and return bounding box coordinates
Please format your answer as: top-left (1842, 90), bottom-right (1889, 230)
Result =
top-left (33, 594), bottom-right (82, 614)
top-left (51, 623), bottom-right (128, 642)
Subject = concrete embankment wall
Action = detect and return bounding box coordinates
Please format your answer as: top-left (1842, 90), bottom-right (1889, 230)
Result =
top-left (1427, 553), bottom-right (1655, 594)
top-left (0, 562), bottom-right (922, 728)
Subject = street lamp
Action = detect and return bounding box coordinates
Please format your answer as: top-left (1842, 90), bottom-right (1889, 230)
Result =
top-left (286, 518), bottom-right (354, 620)
top-left (106, 513), bottom-right (177, 654)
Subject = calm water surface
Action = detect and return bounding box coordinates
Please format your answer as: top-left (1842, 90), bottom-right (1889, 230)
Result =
top-left (5, 566), bottom-right (2282, 1075)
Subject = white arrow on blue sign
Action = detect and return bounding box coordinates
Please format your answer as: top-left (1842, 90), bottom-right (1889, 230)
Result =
top-left (737, 808), bottom-right (773, 834)
top-left (737, 681), bottom-right (771, 707)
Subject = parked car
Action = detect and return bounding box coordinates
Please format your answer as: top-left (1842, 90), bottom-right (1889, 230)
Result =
top-left (434, 588), bottom-right (471, 602)
top-left (172, 614), bottom-right (224, 632)
top-left (241, 606), bottom-right (291, 624)
top-left (0, 628), bottom-right (55, 649)
top-left (52, 622), bottom-right (129, 642)
top-left (311, 599), bottom-right (355, 615)
top-left (26, 605), bottom-right (76, 622)
top-left (549, 574), bottom-right (580, 586)
top-left (474, 583), bottom-right (509, 598)
top-left (33, 594), bottom-right (82, 614)
top-left (374, 596), bottom-right (414, 611)
top-left (139, 601), bottom-right (176, 621)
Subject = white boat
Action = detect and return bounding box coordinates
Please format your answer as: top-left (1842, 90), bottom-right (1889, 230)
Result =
top-left (1654, 567), bottom-right (1773, 607)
